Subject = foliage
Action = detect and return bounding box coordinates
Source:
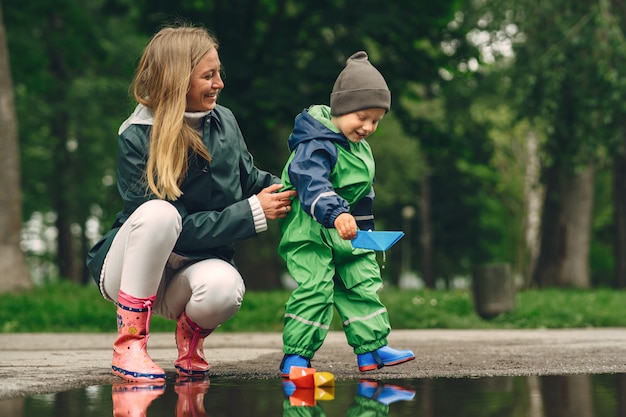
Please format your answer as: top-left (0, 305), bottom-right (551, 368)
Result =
top-left (4, 281), bottom-right (626, 333)
top-left (508, 0), bottom-right (626, 287)
top-left (126, 0), bottom-right (461, 286)
top-left (445, 0), bottom-right (626, 287)
top-left (391, 1), bottom-right (537, 281)
top-left (4, 0), bottom-right (625, 291)
top-left (4, 0), bottom-right (147, 282)
top-left (4, 0), bottom-right (462, 287)
top-left (511, 0), bottom-right (626, 165)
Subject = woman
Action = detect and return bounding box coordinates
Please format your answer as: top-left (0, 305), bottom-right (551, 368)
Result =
top-left (87, 25), bottom-right (295, 382)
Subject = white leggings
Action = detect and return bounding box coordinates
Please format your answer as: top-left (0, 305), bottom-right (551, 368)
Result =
top-left (100, 200), bottom-right (245, 330)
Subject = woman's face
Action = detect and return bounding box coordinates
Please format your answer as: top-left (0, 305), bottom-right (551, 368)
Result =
top-left (186, 48), bottom-right (224, 112)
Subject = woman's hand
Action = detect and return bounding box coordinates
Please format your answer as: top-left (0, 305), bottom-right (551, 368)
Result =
top-left (256, 184), bottom-right (297, 220)
top-left (334, 213), bottom-right (358, 240)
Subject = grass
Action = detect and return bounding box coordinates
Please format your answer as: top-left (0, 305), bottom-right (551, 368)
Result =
top-left (2, 280), bottom-right (626, 333)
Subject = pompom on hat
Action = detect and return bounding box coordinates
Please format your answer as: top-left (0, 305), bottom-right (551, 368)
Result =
top-left (330, 51), bottom-right (391, 116)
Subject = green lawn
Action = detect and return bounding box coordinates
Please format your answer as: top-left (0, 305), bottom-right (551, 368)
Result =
top-left (2, 280), bottom-right (626, 333)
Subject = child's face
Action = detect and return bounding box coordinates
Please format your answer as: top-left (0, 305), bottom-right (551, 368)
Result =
top-left (186, 48), bottom-right (224, 112)
top-left (332, 108), bottom-right (386, 143)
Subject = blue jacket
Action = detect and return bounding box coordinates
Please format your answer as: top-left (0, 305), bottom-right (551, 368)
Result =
top-left (283, 105), bottom-right (375, 231)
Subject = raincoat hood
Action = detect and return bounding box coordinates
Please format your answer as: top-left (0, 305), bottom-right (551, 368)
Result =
top-left (287, 105), bottom-right (349, 152)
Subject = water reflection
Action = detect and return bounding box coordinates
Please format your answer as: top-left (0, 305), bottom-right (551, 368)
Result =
top-left (174, 378), bottom-right (209, 417)
top-left (282, 378), bottom-right (415, 409)
top-left (1, 373), bottom-right (625, 417)
top-left (112, 381), bottom-right (167, 417)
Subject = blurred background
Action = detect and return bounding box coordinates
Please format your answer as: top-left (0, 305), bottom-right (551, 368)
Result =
top-left (1, 0), bottom-right (625, 294)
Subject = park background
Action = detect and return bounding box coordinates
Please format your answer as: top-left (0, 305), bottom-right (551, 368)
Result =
top-left (1, 0), bottom-right (626, 331)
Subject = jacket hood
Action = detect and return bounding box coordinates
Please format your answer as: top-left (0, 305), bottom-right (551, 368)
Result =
top-left (118, 104), bottom-right (154, 135)
top-left (288, 105), bottom-right (348, 152)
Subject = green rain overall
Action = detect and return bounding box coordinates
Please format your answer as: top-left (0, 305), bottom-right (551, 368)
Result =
top-left (278, 134), bottom-right (390, 359)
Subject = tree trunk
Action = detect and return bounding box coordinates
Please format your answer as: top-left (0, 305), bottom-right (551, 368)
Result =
top-left (532, 163), bottom-right (594, 288)
top-left (50, 108), bottom-right (82, 282)
top-left (614, 132), bottom-right (626, 288)
top-left (0, 6), bottom-right (32, 292)
top-left (46, 13), bottom-right (81, 283)
top-left (521, 130), bottom-right (543, 287)
top-left (419, 169), bottom-right (435, 288)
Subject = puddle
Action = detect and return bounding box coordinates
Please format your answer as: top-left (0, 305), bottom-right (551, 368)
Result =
top-left (0, 373), bottom-right (623, 416)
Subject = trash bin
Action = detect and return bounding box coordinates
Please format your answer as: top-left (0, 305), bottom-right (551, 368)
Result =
top-left (471, 263), bottom-right (515, 319)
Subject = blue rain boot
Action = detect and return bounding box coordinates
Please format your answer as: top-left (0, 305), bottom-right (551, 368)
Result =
top-left (280, 354), bottom-right (311, 378)
top-left (357, 345), bottom-right (415, 372)
top-left (357, 379), bottom-right (416, 405)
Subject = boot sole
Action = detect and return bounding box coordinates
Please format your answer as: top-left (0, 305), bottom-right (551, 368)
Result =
top-left (358, 355), bottom-right (415, 372)
top-left (175, 365), bottom-right (210, 377)
top-left (358, 363), bottom-right (381, 372)
top-left (112, 366), bottom-right (166, 382)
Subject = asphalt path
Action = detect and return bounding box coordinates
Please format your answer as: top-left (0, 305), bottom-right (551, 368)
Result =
top-left (2, 328), bottom-right (626, 401)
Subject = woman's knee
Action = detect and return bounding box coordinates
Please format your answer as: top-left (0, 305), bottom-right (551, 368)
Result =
top-left (129, 200), bottom-right (182, 240)
top-left (193, 261), bottom-right (245, 310)
top-left (186, 260), bottom-right (246, 327)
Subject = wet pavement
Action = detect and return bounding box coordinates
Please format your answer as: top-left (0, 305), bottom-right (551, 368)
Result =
top-left (2, 328), bottom-right (626, 401)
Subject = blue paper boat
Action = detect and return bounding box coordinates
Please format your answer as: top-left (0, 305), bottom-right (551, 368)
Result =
top-left (351, 231), bottom-right (405, 251)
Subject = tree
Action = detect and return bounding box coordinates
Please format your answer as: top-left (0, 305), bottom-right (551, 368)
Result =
top-left (390, 3), bottom-right (525, 287)
top-left (434, 0), bottom-right (626, 289)
top-left (514, 1), bottom-right (626, 288)
top-left (608, 0), bottom-right (626, 288)
top-left (0, 4), bottom-right (31, 292)
top-left (5, 0), bottom-right (143, 283)
top-left (615, 137), bottom-right (626, 287)
top-left (470, 0), bottom-right (626, 288)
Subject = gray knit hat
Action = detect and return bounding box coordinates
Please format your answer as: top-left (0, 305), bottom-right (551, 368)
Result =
top-left (330, 51), bottom-right (391, 116)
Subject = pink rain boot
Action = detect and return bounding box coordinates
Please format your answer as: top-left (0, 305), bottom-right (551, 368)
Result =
top-left (112, 290), bottom-right (166, 382)
top-left (174, 311), bottom-right (214, 377)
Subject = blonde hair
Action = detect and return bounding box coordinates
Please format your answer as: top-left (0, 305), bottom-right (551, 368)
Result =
top-left (132, 25), bottom-right (216, 200)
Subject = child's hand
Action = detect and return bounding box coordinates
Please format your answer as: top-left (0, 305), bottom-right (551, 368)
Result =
top-left (334, 213), bottom-right (358, 240)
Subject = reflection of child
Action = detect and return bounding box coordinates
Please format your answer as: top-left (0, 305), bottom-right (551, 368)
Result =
top-left (278, 51), bottom-right (415, 377)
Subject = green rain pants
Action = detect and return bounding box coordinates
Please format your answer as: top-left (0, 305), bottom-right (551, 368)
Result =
top-left (278, 200), bottom-right (390, 359)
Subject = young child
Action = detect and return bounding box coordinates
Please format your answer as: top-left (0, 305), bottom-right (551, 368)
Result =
top-left (277, 51), bottom-right (415, 376)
